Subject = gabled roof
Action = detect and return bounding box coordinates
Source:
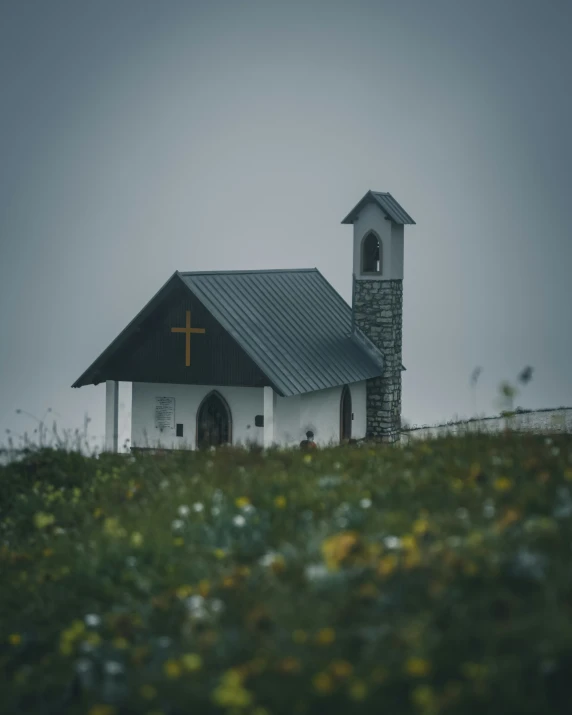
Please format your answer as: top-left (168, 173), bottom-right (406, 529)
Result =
top-left (178, 269), bottom-right (383, 396)
top-left (341, 191), bottom-right (415, 225)
top-left (72, 269), bottom-right (385, 396)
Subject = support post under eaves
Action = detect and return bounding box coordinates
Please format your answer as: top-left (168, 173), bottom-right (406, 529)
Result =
top-left (263, 386), bottom-right (274, 449)
top-left (105, 380), bottom-right (119, 453)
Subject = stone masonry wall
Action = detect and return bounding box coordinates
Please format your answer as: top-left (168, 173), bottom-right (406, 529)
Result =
top-left (353, 278), bottom-right (403, 443)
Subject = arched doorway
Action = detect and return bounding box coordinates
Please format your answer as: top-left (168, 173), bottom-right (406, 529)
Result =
top-left (196, 391), bottom-right (232, 449)
top-left (340, 385), bottom-right (352, 441)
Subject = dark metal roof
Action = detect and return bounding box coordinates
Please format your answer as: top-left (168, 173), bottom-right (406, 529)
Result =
top-left (341, 190), bottom-right (415, 225)
top-left (178, 269), bottom-right (383, 396)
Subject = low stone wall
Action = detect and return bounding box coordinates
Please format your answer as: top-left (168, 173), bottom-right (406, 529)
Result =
top-left (400, 407), bottom-right (572, 443)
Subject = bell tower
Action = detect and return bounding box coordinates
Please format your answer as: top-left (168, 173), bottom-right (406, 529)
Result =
top-left (342, 191), bottom-right (415, 443)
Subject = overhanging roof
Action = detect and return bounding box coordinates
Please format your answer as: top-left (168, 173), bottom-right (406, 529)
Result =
top-left (341, 190), bottom-right (415, 225)
top-left (178, 269), bottom-right (384, 396)
top-left (73, 269), bottom-right (385, 396)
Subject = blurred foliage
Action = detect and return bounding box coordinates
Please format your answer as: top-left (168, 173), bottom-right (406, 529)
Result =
top-left (2, 433), bottom-right (572, 714)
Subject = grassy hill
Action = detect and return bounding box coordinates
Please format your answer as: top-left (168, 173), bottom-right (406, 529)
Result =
top-left (2, 433), bottom-right (572, 714)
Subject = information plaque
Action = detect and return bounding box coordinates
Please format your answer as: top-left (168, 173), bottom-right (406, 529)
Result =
top-left (155, 396), bottom-right (175, 431)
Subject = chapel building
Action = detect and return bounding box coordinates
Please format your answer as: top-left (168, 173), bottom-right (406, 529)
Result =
top-left (72, 191), bottom-right (415, 450)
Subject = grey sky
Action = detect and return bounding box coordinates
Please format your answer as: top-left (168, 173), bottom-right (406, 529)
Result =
top-left (1, 0), bottom-right (571, 448)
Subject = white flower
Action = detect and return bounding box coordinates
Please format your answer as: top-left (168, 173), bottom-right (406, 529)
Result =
top-left (383, 536), bottom-right (402, 550)
top-left (333, 461), bottom-right (342, 471)
top-left (483, 501), bottom-right (496, 519)
top-left (192, 502), bottom-right (204, 512)
top-left (104, 660), bottom-right (124, 675)
top-left (185, 594), bottom-right (204, 610)
top-left (75, 658), bottom-right (92, 673)
top-left (185, 595), bottom-right (208, 620)
top-left (359, 498), bottom-right (372, 509)
top-left (456, 507), bottom-right (469, 520)
top-left (84, 614), bottom-right (101, 628)
top-left (171, 519), bottom-right (184, 531)
top-left (210, 598), bottom-right (225, 614)
top-left (241, 503), bottom-right (255, 515)
top-left (259, 551), bottom-right (279, 567)
top-left (305, 563), bottom-right (329, 581)
top-left (178, 505), bottom-right (190, 517)
top-left (233, 515), bottom-right (246, 527)
top-left (211, 507), bottom-right (221, 517)
top-left (160, 479), bottom-right (170, 489)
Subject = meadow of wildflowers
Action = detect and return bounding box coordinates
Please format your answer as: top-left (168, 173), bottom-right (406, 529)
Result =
top-left (2, 432), bottom-right (572, 714)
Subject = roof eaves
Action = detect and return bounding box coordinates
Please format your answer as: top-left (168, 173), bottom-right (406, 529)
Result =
top-left (71, 271), bottom-right (181, 388)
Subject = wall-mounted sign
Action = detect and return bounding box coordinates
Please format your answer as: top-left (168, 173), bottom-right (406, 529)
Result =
top-left (155, 396), bottom-right (175, 431)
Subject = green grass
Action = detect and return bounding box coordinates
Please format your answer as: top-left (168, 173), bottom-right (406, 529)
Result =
top-left (2, 432), bottom-right (572, 715)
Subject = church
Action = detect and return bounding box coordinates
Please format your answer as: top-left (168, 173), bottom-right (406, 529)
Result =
top-left (72, 191), bottom-right (415, 451)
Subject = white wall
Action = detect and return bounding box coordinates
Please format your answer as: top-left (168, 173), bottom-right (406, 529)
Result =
top-left (131, 380), bottom-right (368, 450)
top-left (274, 394), bottom-right (301, 447)
top-left (131, 382), bottom-right (264, 450)
top-left (352, 201), bottom-right (405, 281)
top-left (300, 381), bottom-right (367, 447)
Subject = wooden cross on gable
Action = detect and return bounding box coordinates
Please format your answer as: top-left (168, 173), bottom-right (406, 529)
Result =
top-left (171, 311), bottom-right (205, 366)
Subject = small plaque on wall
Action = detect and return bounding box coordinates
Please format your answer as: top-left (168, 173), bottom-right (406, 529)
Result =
top-left (155, 397), bottom-right (175, 431)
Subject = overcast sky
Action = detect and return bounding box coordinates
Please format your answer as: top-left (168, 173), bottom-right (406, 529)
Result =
top-left (1, 0), bottom-right (571, 450)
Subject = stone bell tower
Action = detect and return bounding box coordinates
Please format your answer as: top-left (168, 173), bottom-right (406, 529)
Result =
top-left (342, 191), bottom-right (415, 443)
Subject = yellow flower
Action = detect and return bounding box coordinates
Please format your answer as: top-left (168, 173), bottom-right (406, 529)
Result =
top-left (278, 656), bottom-right (301, 673)
top-left (213, 548), bottom-right (227, 559)
top-left (303, 454), bottom-right (312, 464)
top-left (198, 579), bottom-right (210, 597)
top-left (85, 632), bottom-right (101, 647)
top-left (411, 685), bottom-right (435, 709)
top-left (173, 537), bottom-right (184, 547)
top-left (404, 549), bottom-right (422, 569)
top-left (175, 584), bottom-right (194, 599)
top-left (413, 519), bottom-right (429, 536)
top-left (565, 468), bottom-right (572, 481)
top-left (130, 532), bottom-right (144, 547)
top-left (330, 660), bottom-right (353, 678)
top-left (292, 629), bottom-right (307, 644)
top-left (235, 496), bottom-right (250, 509)
top-left (103, 517), bottom-right (126, 539)
top-left (312, 671), bottom-right (334, 694)
top-left (182, 653), bottom-right (203, 671)
top-left (88, 706), bottom-right (116, 715)
top-left (113, 637), bottom-right (129, 650)
top-left (164, 659), bottom-right (182, 679)
top-left (34, 512), bottom-right (55, 529)
top-left (212, 669), bottom-right (253, 708)
top-left (315, 627), bottom-right (335, 645)
top-left (274, 495), bottom-right (287, 509)
top-left (378, 553), bottom-right (398, 576)
top-left (401, 534), bottom-right (417, 551)
top-left (405, 658), bottom-right (431, 677)
top-left (93, 507), bottom-right (103, 518)
top-left (494, 477), bottom-right (513, 492)
top-left (9, 633), bottom-right (21, 645)
top-left (348, 679), bottom-right (368, 701)
top-left (140, 684), bottom-right (157, 700)
top-left (321, 531), bottom-right (359, 571)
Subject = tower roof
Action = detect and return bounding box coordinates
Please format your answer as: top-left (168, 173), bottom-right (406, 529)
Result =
top-left (341, 191), bottom-right (415, 225)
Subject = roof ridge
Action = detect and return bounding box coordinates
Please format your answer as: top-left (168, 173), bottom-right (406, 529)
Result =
top-left (179, 268), bottom-right (317, 276)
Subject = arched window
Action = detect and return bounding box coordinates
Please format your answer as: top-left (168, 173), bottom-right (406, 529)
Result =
top-left (196, 391), bottom-right (232, 449)
top-left (361, 232), bottom-right (382, 274)
top-left (340, 385), bottom-right (352, 442)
